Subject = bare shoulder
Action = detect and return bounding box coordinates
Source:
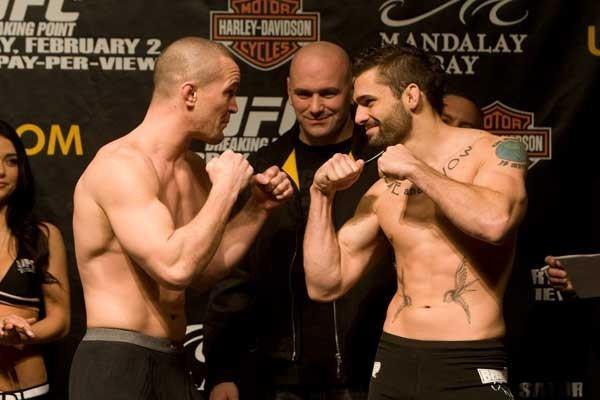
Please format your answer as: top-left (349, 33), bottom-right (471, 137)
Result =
top-left (38, 222), bottom-right (63, 239)
top-left (37, 222), bottom-right (67, 256)
top-left (77, 141), bottom-right (159, 201)
top-left (474, 132), bottom-right (528, 170)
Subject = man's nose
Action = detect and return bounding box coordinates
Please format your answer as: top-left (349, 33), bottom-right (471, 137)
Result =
top-left (229, 97), bottom-right (238, 114)
top-left (354, 105), bottom-right (369, 125)
top-left (309, 95), bottom-right (324, 114)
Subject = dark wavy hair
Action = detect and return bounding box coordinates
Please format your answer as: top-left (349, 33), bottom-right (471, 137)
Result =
top-left (353, 44), bottom-right (447, 115)
top-left (0, 120), bottom-right (54, 283)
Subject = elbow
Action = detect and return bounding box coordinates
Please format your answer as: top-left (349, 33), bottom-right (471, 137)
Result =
top-left (156, 262), bottom-right (195, 290)
top-left (479, 216), bottom-right (513, 245)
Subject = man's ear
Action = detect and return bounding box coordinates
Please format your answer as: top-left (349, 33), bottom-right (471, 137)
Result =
top-left (403, 83), bottom-right (422, 112)
top-left (181, 82), bottom-right (197, 107)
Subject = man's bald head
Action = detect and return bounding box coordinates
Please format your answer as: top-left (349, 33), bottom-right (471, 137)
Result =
top-left (289, 41), bottom-right (352, 84)
top-left (153, 37), bottom-right (234, 99)
top-left (286, 42), bottom-right (354, 145)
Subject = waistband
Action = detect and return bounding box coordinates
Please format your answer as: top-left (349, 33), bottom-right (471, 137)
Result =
top-left (83, 327), bottom-right (183, 354)
top-left (380, 331), bottom-right (505, 350)
top-left (0, 383), bottom-right (49, 399)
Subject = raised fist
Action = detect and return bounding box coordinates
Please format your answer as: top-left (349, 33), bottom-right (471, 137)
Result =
top-left (251, 165), bottom-right (294, 211)
top-left (206, 150), bottom-right (254, 194)
top-left (313, 153), bottom-right (364, 195)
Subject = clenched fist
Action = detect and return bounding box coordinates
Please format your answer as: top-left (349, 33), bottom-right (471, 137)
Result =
top-left (312, 153), bottom-right (364, 195)
top-left (377, 144), bottom-right (419, 181)
top-left (206, 150), bottom-right (254, 195)
top-left (251, 165), bottom-right (294, 211)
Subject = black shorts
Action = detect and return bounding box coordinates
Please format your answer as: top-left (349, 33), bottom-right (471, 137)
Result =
top-left (69, 328), bottom-right (203, 400)
top-left (368, 332), bottom-right (514, 400)
top-left (0, 383), bottom-right (49, 400)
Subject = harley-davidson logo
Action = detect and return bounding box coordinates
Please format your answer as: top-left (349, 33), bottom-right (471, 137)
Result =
top-left (482, 101), bottom-right (552, 168)
top-left (211, 0), bottom-right (320, 71)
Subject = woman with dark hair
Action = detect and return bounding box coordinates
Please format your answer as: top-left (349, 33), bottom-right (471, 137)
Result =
top-left (0, 120), bottom-right (70, 399)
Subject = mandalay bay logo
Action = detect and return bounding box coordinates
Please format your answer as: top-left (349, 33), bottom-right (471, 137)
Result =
top-left (379, 0), bottom-right (528, 27)
top-left (210, 0), bottom-right (320, 71)
top-left (378, 0), bottom-right (530, 75)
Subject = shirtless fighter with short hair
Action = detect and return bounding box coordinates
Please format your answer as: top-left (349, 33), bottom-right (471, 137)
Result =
top-left (69, 37), bottom-right (292, 400)
top-left (303, 44), bottom-right (527, 400)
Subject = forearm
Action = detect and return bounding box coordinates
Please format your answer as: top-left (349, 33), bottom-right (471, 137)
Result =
top-left (408, 164), bottom-right (517, 244)
top-left (28, 312), bottom-right (70, 344)
top-left (304, 186), bottom-right (344, 299)
top-left (193, 196), bottom-right (269, 289)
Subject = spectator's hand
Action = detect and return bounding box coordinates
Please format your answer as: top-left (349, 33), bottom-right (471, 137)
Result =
top-left (0, 315), bottom-right (36, 347)
top-left (210, 381), bottom-right (239, 400)
top-left (313, 153), bottom-right (364, 195)
top-left (544, 255), bottom-right (575, 293)
top-left (250, 165), bottom-right (294, 211)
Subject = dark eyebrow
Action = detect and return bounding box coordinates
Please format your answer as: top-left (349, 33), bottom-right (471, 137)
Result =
top-left (354, 95), bottom-right (375, 103)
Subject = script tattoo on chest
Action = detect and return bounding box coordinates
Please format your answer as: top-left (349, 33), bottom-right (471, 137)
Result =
top-left (384, 176), bottom-right (403, 196)
top-left (443, 258), bottom-right (479, 324)
top-left (404, 187), bottom-right (423, 196)
top-left (442, 146), bottom-right (473, 176)
top-left (393, 265), bottom-right (412, 321)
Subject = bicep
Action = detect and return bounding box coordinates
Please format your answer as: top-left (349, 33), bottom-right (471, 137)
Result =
top-left (338, 194), bottom-right (386, 288)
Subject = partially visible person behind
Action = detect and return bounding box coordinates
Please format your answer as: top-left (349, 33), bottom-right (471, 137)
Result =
top-left (0, 120), bottom-right (70, 400)
top-left (441, 91), bottom-right (484, 129)
top-left (204, 42), bottom-right (395, 400)
top-left (70, 37), bottom-right (291, 400)
top-left (304, 44), bottom-right (528, 399)
top-left (544, 256), bottom-right (575, 293)
top-left (545, 255), bottom-right (599, 399)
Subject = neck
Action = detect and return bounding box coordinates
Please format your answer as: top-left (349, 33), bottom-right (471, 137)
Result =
top-left (402, 113), bottom-right (449, 165)
top-left (135, 103), bottom-right (192, 162)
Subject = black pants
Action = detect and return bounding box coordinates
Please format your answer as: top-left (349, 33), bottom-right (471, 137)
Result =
top-left (69, 328), bottom-right (202, 400)
top-left (368, 332), bottom-right (514, 400)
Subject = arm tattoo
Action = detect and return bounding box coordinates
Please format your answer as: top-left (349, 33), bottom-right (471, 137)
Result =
top-left (493, 139), bottom-right (529, 169)
top-left (393, 265), bottom-right (412, 321)
top-left (384, 176), bottom-right (403, 196)
top-left (443, 258), bottom-right (479, 324)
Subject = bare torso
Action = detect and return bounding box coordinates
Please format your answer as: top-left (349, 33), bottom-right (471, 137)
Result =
top-left (373, 133), bottom-right (515, 340)
top-left (73, 139), bottom-right (209, 341)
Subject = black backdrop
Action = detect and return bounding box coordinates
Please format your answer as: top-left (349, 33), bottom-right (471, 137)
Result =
top-left (1, 1), bottom-right (599, 398)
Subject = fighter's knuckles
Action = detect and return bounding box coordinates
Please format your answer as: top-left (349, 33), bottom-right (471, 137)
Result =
top-left (264, 165), bottom-right (280, 177)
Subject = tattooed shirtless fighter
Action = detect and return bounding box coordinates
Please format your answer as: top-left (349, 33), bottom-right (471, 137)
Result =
top-left (303, 45), bottom-right (527, 400)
